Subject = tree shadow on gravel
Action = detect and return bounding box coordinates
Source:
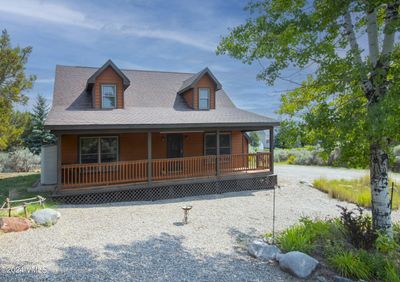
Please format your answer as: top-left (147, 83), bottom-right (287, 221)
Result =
top-left (0, 232), bottom-right (295, 282)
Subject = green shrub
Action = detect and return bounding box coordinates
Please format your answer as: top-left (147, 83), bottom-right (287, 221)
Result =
top-left (276, 217), bottom-right (333, 253)
top-left (394, 222), bottom-right (400, 244)
top-left (287, 155), bottom-right (296, 164)
top-left (384, 262), bottom-right (400, 282)
top-left (278, 217), bottom-right (400, 281)
top-left (277, 224), bottom-right (313, 253)
top-left (328, 248), bottom-right (400, 281)
top-left (328, 250), bottom-right (371, 280)
top-left (375, 232), bottom-right (400, 254)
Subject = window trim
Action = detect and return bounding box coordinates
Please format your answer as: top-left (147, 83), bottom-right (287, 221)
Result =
top-left (79, 136), bottom-right (119, 164)
top-left (204, 132), bottom-right (231, 155)
top-left (198, 87), bottom-right (210, 110)
top-left (101, 84), bottom-right (117, 109)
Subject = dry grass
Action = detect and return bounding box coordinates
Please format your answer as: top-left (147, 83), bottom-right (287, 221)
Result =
top-left (313, 175), bottom-right (400, 209)
top-left (0, 171), bottom-right (39, 180)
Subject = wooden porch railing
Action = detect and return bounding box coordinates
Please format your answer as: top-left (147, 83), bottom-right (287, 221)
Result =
top-left (61, 152), bottom-right (271, 188)
top-left (62, 160), bottom-right (148, 188)
top-left (219, 152), bottom-right (270, 174)
top-left (152, 155), bottom-right (217, 180)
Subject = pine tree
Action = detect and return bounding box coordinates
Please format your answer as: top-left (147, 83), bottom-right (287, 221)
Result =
top-left (25, 95), bottom-right (55, 154)
top-left (249, 132), bottom-right (261, 148)
top-left (0, 29), bottom-right (35, 149)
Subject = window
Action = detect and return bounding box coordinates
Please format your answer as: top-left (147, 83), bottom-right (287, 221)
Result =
top-left (101, 85), bottom-right (116, 108)
top-left (80, 136), bottom-right (118, 163)
top-left (199, 88), bottom-right (210, 110)
top-left (204, 133), bottom-right (231, 155)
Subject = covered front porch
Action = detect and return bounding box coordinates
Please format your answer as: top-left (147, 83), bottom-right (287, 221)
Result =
top-left (56, 129), bottom-right (274, 191)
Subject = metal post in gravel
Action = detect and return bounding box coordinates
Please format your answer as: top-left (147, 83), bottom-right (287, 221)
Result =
top-left (272, 185), bottom-right (277, 244)
top-left (6, 198), bottom-right (10, 217)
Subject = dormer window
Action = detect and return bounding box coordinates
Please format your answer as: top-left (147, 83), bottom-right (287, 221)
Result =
top-left (199, 88), bottom-right (210, 110)
top-left (178, 68), bottom-right (221, 111)
top-left (101, 84), bottom-right (116, 108)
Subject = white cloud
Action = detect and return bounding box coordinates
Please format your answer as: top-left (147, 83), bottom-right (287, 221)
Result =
top-left (0, 0), bottom-right (215, 51)
top-left (0, 0), bottom-right (96, 29)
top-left (116, 24), bottom-right (215, 52)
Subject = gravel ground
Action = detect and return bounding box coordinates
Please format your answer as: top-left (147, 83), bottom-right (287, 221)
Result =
top-left (1, 165), bottom-right (399, 281)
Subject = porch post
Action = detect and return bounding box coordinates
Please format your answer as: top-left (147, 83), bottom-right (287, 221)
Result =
top-left (269, 127), bottom-right (274, 174)
top-left (216, 130), bottom-right (220, 176)
top-left (57, 133), bottom-right (62, 190)
top-left (147, 131), bottom-right (152, 183)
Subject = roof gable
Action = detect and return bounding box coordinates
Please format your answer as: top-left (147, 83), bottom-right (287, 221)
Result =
top-left (86, 59), bottom-right (130, 89)
top-left (177, 67), bottom-right (222, 95)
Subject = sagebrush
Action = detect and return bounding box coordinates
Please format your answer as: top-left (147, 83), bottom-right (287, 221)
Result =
top-left (0, 148), bottom-right (40, 172)
top-left (274, 146), bottom-right (331, 166)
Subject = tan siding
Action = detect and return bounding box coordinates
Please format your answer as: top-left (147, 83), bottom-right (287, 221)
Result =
top-left (119, 133), bottom-right (147, 161)
top-left (184, 132), bottom-right (203, 157)
top-left (152, 133), bottom-right (167, 159)
top-left (60, 132), bottom-right (248, 165)
top-left (243, 134), bottom-right (249, 154)
top-left (94, 66), bottom-right (124, 109)
top-left (231, 131), bottom-right (243, 154)
top-left (183, 89), bottom-right (194, 109)
top-left (61, 135), bottom-right (78, 164)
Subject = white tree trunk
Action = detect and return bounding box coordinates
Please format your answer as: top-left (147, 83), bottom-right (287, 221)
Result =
top-left (344, 11), bottom-right (362, 64)
top-left (343, 10), bottom-right (374, 95)
top-left (382, 1), bottom-right (399, 57)
top-left (370, 143), bottom-right (392, 237)
top-left (366, 8), bottom-right (379, 66)
top-left (344, 3), bottom-right (397, 237)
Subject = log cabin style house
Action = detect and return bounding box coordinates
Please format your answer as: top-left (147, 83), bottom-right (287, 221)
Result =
top-left (45, 60), bottom-right (279, 203)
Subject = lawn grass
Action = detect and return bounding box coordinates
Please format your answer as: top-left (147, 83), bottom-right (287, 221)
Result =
top-left (0, 172), bottom-right (56, 217)
top-left (313, 175), bottom-right (400, 209)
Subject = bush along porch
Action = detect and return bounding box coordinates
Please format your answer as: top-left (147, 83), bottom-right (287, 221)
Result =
top-left (45, 60), bottom-right (278, 203)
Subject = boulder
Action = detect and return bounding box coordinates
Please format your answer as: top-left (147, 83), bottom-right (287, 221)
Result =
top-left (0, 217), bottom-right (31, 232)
top-left (276, 251), bottom-right (319, 279)
top-left (248, 240), bottom-right (281, 261)
top-left (31, 208), bottom-right (61, 225)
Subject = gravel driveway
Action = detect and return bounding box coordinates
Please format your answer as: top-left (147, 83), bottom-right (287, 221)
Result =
top-left (1, 165), bottom-right (399, 281)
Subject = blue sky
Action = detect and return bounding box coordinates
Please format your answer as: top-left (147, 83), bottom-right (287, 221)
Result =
top-left (0, 0), bottom-right (310, 118)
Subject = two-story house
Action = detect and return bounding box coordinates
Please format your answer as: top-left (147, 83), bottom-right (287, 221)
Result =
top-left (45, 60), bottom-right (279, 203)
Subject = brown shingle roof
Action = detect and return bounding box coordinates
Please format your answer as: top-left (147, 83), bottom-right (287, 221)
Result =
top-left (45, 64), bottom-right (279, 131)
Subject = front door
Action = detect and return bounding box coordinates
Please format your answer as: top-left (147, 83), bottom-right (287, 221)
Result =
top-left (167, 134), bottom-right (183, 158)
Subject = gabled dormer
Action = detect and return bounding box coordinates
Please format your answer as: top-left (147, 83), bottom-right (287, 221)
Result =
top-left (178, 68), bottom-right (222, 110)
top-left (86, 60), bottom-right (130, 109)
